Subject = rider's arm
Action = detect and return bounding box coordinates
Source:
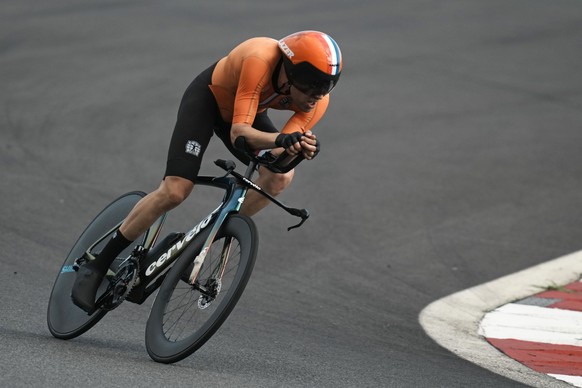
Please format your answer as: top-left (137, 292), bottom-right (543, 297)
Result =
top-left (231, 123), bottom-right (319, 158)
top-left (228, 55), bottom-right (284, 150)
top-left (229, 55), bottom-right (328, 157)
top-left (230, 123), bottom-right (279, 149)
top-left (230, 93), bottom-right (329, 157)
top-left (274, 96), bottom-right (328, 159)
top-left (280, 94), bottom-right (329, 134)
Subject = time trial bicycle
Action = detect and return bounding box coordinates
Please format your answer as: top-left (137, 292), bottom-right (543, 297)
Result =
top-left (47, 144), bottom-right (309, 363)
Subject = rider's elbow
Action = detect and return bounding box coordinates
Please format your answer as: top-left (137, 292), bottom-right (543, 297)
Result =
top-left (230, 123), bottom-right (248, 145)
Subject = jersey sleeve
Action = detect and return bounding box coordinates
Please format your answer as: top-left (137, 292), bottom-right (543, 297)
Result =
top-left (232, 56), bottom-right (271, 126)
top-left (281, 94), bottom-right (330, 134)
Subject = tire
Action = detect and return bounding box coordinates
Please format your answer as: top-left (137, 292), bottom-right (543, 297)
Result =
top-left (47, 191), bottom-right (146, 339)
top-left (145, 214), bottom-right (258, 363)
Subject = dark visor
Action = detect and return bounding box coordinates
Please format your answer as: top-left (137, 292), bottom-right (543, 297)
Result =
top-left (287, 60), bottom-right (340, 97)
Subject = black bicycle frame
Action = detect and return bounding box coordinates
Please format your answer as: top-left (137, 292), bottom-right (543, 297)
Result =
top-left (127, 171), bottom-right (249, 304)
top-left (85, 158), bottom-right (308, 305)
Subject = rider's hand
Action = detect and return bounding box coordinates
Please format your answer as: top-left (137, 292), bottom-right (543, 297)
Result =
top-left (275, 132), bottom-right (303, 155)
top-left (300, 131), bottom-right (320, 160)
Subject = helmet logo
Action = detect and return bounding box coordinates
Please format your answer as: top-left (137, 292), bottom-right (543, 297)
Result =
top-left (278, 41), bottom-right (294, 58)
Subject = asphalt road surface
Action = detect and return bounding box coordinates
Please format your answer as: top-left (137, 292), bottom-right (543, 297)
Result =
top-left (2, 1), bottom-right (582, 387)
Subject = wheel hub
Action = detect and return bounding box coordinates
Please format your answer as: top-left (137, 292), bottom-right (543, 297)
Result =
top-left (197, 278), bottom-right (222, 309)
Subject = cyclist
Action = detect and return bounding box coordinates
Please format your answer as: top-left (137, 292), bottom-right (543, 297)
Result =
top-left (72, 30), bottom-right (343, 313)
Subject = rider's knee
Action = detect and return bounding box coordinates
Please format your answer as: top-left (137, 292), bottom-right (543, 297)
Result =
top-left (165, 189), bottom-right (188, 207)
top-left (160, 177), bottom-right (193, 208)
top-left (265, 169), bottom-right (294, 196)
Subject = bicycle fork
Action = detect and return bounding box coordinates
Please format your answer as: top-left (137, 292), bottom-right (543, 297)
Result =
top-left (186, 186), bottom-right (247, 285)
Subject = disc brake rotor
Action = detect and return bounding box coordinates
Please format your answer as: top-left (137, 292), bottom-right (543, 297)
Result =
top-left (198, 278), bottom-right (222, 309)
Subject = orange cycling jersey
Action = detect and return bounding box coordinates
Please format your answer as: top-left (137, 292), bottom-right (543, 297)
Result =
top-left (209, 37), bottom-right (329, 134)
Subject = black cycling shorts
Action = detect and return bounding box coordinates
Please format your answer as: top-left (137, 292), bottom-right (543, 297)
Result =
top-left (165, 63), bottom-right (278, 183)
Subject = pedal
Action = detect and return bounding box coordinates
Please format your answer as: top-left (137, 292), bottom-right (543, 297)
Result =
top-left (72, 252), bottom-right (96, 272)
top-left (106, 255), bottom-right (132, 279)
top-left (105, 268), bottom-right (116, 279)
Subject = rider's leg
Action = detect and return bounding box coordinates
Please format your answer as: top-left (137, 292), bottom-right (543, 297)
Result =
top-left (120, 177), bottom-right (194, 240)
top-left (71, 177), bottom-right (194, 312)
top-left (71, 64), bottom-right (218, 313)
top-left (240, 167), bottom-right (294, 217)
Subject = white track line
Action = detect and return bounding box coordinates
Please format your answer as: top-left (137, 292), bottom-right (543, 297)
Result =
top-left (479, 303), bottom-right (582, 347)
top-left (419, 250), bottom-right (582, 388)
top-left (549, 374), bottom-right (582, 387)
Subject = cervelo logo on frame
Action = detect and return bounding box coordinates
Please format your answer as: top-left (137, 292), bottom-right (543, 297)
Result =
top-left (145, 208), bottom-right (219, 277)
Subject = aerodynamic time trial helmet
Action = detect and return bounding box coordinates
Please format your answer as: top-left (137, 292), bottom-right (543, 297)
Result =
top-left (278, 31), bottom-right (342, 97)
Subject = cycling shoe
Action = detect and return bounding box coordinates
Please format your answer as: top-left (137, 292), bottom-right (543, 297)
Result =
top-left (71, 263), bottom-right (105, 314)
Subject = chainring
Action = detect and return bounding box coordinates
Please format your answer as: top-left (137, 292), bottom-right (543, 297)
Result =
top-left (99, 257), bottom-right (139, 311)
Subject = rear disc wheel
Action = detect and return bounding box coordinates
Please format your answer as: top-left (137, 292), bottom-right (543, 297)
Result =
top-left (47, 192), bottom-right (146, 339)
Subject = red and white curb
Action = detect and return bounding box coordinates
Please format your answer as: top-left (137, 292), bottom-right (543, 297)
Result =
top-left (419, 250), bottom-right (582, 388)
top-left (480, 281), bottom-right (582, 387)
